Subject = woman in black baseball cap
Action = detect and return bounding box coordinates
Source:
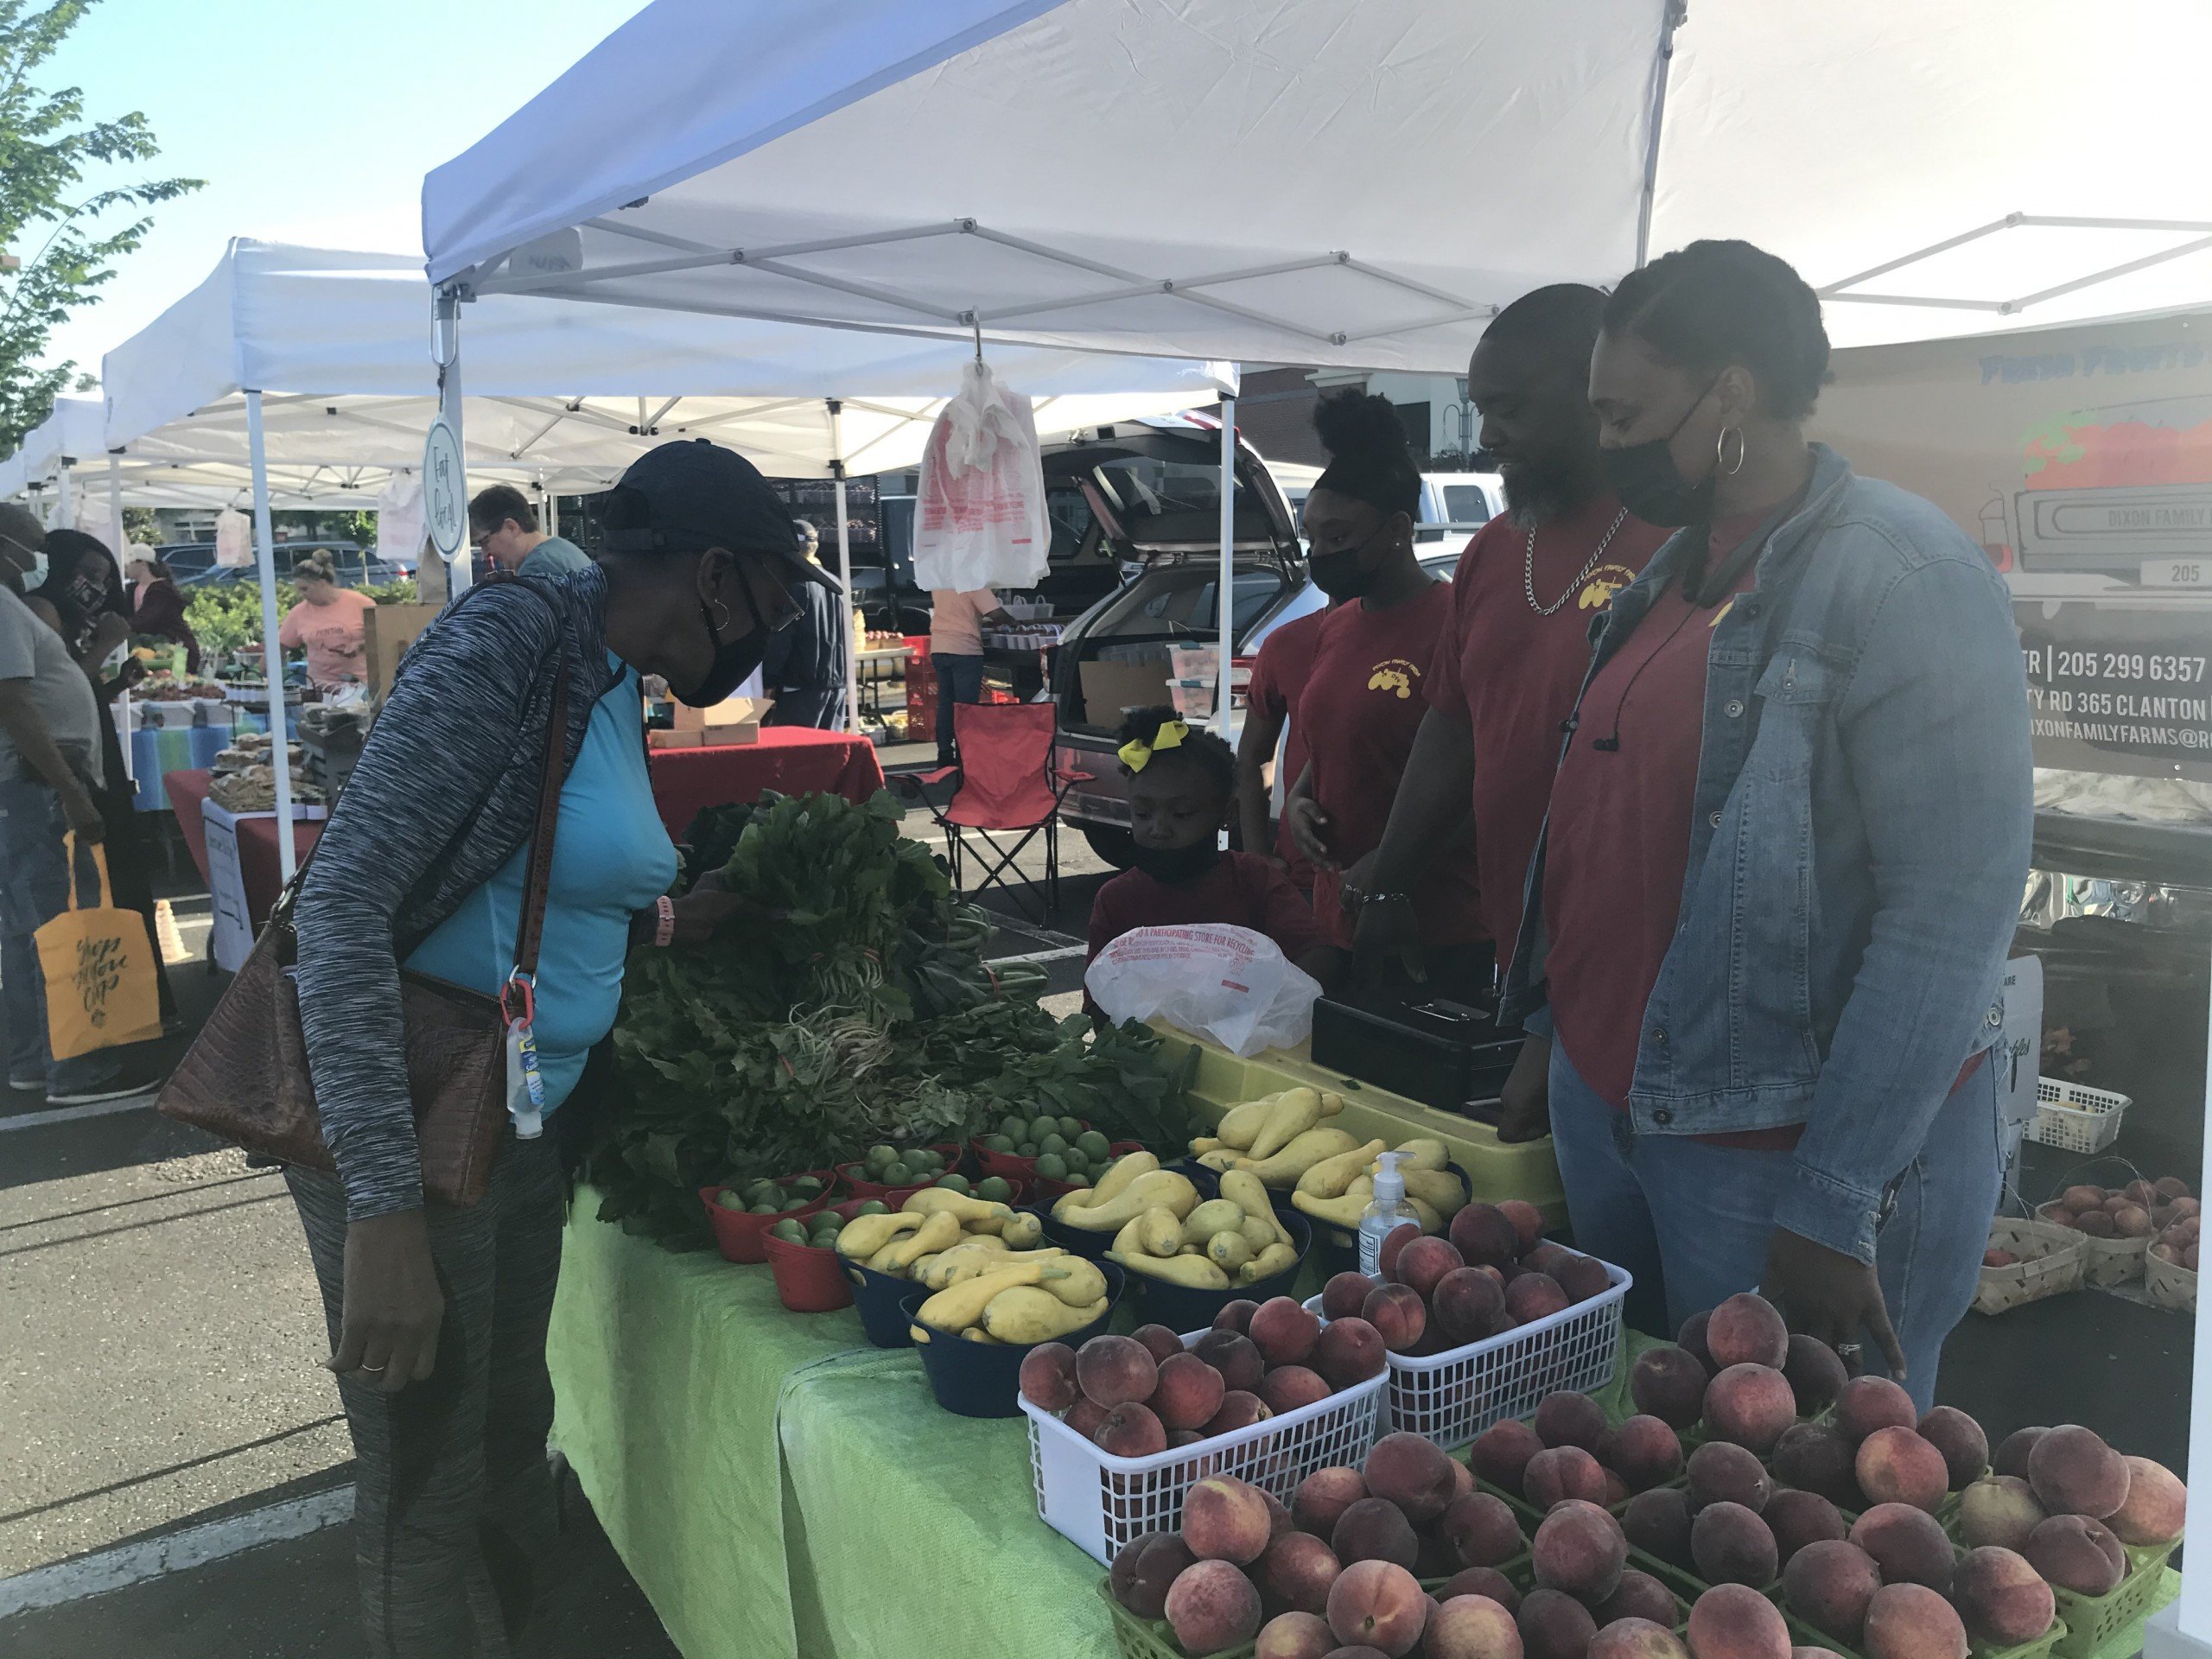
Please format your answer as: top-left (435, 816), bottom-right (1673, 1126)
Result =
top-left (279, 435), bottom-right (830, 1649)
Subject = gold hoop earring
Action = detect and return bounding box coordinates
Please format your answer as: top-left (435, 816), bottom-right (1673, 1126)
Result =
top-left (1717, 427), bottom-right (1746, 476)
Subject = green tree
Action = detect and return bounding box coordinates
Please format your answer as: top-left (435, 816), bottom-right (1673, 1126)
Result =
top-left (0, 2), bottom-right (201, 450)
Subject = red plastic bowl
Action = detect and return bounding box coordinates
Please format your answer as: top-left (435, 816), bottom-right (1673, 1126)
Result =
top-left (1033, 1141), bottom-right (1147, 1201)
top-left (833, 1143), bottom-right (967, 1201)
top-left (698, 1167), bottom-right (836, 1264)
top-left (969, 1122), bottom-right (1097, 1184)
top-left (762, 1198), bottom-right (875, 1312)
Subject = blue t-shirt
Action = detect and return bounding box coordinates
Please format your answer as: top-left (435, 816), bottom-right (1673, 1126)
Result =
top-left (406, 656), bottom-right (676, 1112)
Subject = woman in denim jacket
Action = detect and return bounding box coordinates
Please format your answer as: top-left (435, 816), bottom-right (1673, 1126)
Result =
top-left (1504, 240), bottom-right (2032, 1408)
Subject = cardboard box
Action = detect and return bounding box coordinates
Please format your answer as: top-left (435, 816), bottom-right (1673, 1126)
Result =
top-left (364, 603), bottom-right (440, 701)
top-left (1078, 659), bottom-right (1173, 725)
top-left (645, 727), bottom-right (707, 750)
top-left (671, 695), bottom-right (761, 747)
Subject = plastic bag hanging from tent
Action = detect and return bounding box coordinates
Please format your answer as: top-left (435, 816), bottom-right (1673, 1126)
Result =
top-left (374, 473), bottom-right (426, 570)
top-left (213, 507), bottom-right (254, 567)
top-left (912, 359), bottom-right (1049, 592)
top-left (73, 491), bottom-right (120, 559)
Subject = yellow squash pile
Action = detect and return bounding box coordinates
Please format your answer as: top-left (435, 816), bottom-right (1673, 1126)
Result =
top-left (840, 1188), bottom-right (1108, 1344)
top-left (1288, 1136), bottom-right (1469, 1231)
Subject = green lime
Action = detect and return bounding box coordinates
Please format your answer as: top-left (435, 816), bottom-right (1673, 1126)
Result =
top-left (715, 1190), bottom-right (749, 1211)
top-left (1034, 1153), bottom-right (1067, 1181)
top-left (882, 1163), bottom-right (912, 1185)
top-left (998, 1115), bottom-right (1027, 1141)
top-left (745, 1179), bottom-right (779, 1203)
top-left (1062, 1172), bottom-right (1093, 1191)
top-left (935, 1173), bottom-right (970, 1193)
top-left (1039, 1132), bottom-right (1068, 1156)
top-left (1015, 1142), bottom-right (1038, 1158)
top-left (1061, 1150), bottom-right (1089, 1177)
top-left (976, 1176), bottom-right (1013, 1203)
top-left (1057, 1116), bottom-right (1083, 1141)
top-left (1076, 1129), bottom-right (1109, 1160)
top-left (866, 1144), bottom-right (897, 1171)
top-left (749, 1201), bottom-right (780, 1215)
top-left (984, 1135), bottom-right (1015, 1154)
top-left (769, 1219), bottom-right (808, 1244)
top-left (855, 1199), bottom-right (890, 1217)
top-left (791, 1175), bottom-right (824, 1197)
top-left (1027, 1116), bottom-right (1058, 1142)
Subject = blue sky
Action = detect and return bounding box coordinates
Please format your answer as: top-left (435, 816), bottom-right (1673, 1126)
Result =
top-left (36, 0), bottom-right (647, 379)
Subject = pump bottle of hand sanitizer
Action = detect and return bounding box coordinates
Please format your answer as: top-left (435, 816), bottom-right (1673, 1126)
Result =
top-left (1357, 1150), bottom-right (1421, 1277)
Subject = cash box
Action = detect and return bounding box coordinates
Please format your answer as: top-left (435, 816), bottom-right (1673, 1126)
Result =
top-left (1309, 989), bottom-right (1524, 1116)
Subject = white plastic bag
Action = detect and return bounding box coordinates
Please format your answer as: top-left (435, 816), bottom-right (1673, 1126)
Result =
top-left (912, 359), bottom-right (1049, 592)
top-left (1084, 925), bottom-right (1323, 1058)
top-left (374, 474), bottom-right (426, 570)
top-left (213, 507), bottom-right (254, 567)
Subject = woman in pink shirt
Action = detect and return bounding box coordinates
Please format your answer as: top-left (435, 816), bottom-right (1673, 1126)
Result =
top-left (276, 552), bottom-right (378, 689)
top-left (927, 587), bottom-right (1012, 766)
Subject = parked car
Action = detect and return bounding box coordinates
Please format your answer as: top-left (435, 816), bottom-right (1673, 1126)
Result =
top-left (1414, 471), bottom-right (1507, 542)
top-left (158, 538), bottom-right (410, 589)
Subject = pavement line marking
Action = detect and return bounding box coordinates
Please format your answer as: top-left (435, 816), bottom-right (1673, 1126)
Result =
top-left (0, 1486), bottom-right (355, 1619)
top-left (985, 944), bottom-right (1087, 966)
top-left (0, 1096), bottom-right (157, 1134)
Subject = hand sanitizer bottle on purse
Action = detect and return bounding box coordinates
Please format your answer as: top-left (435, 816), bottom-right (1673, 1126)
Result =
top-left (1357, 1151), bottom-right (1419, 1277)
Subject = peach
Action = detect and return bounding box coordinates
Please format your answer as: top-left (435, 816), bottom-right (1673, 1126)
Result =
top-left (1856, 1427), bottom-right (1949, 1512)
top-left (1313, 1318), bottom-right (1389, 1388)
top-left (1984, 1249), bottom-right (2019, 1268)
top-left (1110, 1530), bottom-right (1195, 1619)
top-left (1687, 1440), bottom-right (1771, 1514)
top-left (1501, 1198), bottom-right (1547, 1252)
top-left (1154, 1351), bottom-right (1229, 1431)
top-left (1472, 1420), bottom-right (1545, 1496)
top-left (1992, 1427), bottom-right (2048, 1479)
top-left (1691, 1501), bottom-right (1777, 1587)
top-left (1436, 1268), bottom-right (1510, 1344)
top-left (2157, 1176), bottom-right (2192, 1201)
top-left (1263, 1486), bottom-right (1294, 1538)
top-left (2075, 1209), bottom-right (2117, 1238)
top-left (1676, 1310), bottom-right (1715, 1373)
top-left (1258, 1529), bottom-right (1343, 1617)
top-left (2024, 1513), bottom-right (2126, 1595)
top-left (1602, 1415), bottom-right (1685, 1492)
top-left (1703, 1364), bottom-right (1796, 1455)
top-left (1203, 1391), bottom-right (1274, 1438)
top-left (1517, 1587), bottom-right (1599, 1659)
top-left (1215, 1299), bottom-right (1261, 1333)
top-left (1399, 1235), bottom-right (1467, 1299)
top-left (1706, 1293), bottom-right (1789, 1370)
top-left (2027, 1424), bottom-right (2131, 1519)
top-left (1166, 1558), bottom-right (1264, 1656)
top-left (2062, 1185), bottom-right (2107, 1211)
top-left (1184, 1475), bottom-right (1275, 1565)
top-left (1263, 1365), bottom-right (1335, 1415)
top-left (2112, 1204), bottom-right (2154, 1236)
top-left (1783, 1537), bottom-right (1883, 1643)
top-left (1167, 1428), bottom-right (1205, 1449)
top-left (1533, 1498), bottom-right (1628, 1601)
top-left (1959, 1475), bottom-right (2047, 1552)
top-left (1451, 1459), bottom-right (1477, 1500)
top-left (2108, 1455), bottom-right (2187, 1546)
top-left (1686, 1583), bottom-right (1790, 1659)
top-left (1916, 1407), bottom-right (1988, 1491)
top-left (1772, 1423), bottom-right (1862, 1508)
top-left (1363, 1282), bottom-right (1428, 1351)
top-left (1428, 1594), bottom-right (1529, 1659)
top-left (1834, 1376), bottom-right (1916, 1445)
top-left (1020, 1342), bottom-right (1080, 1411)
top-left (1251, 1297), bottom-right (1324, 1367)
top-left (1256, 1610), bottom-right (1336, 1659)
top-left (1590, 1620), bottom-right (1689, 1659)
top-left (1367, 1431), bottom-right (1458, 1524)
top-left (1535, 1391), bottom-right (1610, 1452)
top-left (1334, 1496), bottom-right (1420, 1570)
top-left (1764, 1490), bottom-right (1846, 1564)
top-left (1193, 1329), bottom-right (1266, 1394)
top-left (1954, 1547), bottom-right (2055, 1648)
top-left (1327, 1558), bottom-right (1429, 1658)
top-left (1096, 1402), bottom-right (1169, 1459)
top-left (1077, 1334), bottom-right (1160, 1408)
top-left (1594, 1569), bottom-right (1681, 1629)
top-left (1067, 1396), bottom-right (1109, 1440)
top-left (1630, 1345), bottom-right (1711, 1430)
top-left (1553, 1251), bottom-right (1613, 1305)
top-left (1849, 1504), bottom-right (1955, 1594)
top-left (1859, 1582), bottom-right (1967, 1659)
top-left (1507, 1273), bottom-right (1571, 1324)
top-left (1524, 1446), bottom-right (1609, 1510)
top-left (1437, 1491), bottom-right (1527, 1570)
top-left (1131, 1323), bottom-right (1186, 1363)
top-left (1603, 1469), bottom-right (1631, 1508)
top-left (1294, 1465), bottom-right (1370, 1537)
top-left (1783, 1333), bottom-right (1847, 1416)
top-left (1378, 1221), bottom-right (1424, 1283)
top-left (1452, 1204), bottom-right (1521, 1268)
top-left (1621, 1486), bottom-right (1696, 1571)
top-left (1440, 1567), bottom-right (1522, 1614)
top-left (1324, 1271), bottom-right (1379, 1321)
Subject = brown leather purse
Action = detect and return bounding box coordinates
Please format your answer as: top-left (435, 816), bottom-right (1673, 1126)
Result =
top-left (156, 663), bottom-right (573, 1207)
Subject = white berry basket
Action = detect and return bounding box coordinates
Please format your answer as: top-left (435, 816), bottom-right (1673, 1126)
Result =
top-left (1304, 1258), bottom-right (1630, 1453)
top-left (1019, 1327), bottom-right (1386, 1565)
top-left (2028, 1078), bottom-right (2131, 1155)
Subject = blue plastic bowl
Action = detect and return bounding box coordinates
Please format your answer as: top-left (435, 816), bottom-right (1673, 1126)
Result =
top-left (899, 1262), bottom-right (1125, 1418)
top-left (1036, 1201), bottom-right (1120, 1262)
top-left (1119, 1211), bottom-right (1313, 1332)
top-left (843, 1257), bottom-right (926, 1348)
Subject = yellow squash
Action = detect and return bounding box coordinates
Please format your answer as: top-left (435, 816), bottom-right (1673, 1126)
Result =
top-left (999, 1211), bottom-right (1043, 1249)
top-left (1237, 1214), bottom-right (1279, 1255)
top-left (1380, 1138), bottom-right (1449, 1173)
top-left (980, 1286), bottom-right (1109, 1343)
top-left (1040, 1255), bottom-right (1107, 1309)
top-left (1213, 1092), bottom-right (1284, 1151)
top-left (1059, 1148), bottom-right (1160, 1215)
top-left (916, 1260), bottom-right (1073, 1330)
top-left (1239, 1127), bottom-right (1362, 1187)
top-left (900, 1189), bottom-right (1015, 1227)
top-left (1108, 1249), bottom-right (1230, 1289)
top-left (1206, 1230), bottom-right (1254, 1273)
top-left (1297, 1137), bottom-right (1389, 1198)
top-left (1218, 1170), bottom-right (1291, 1246)
top-left (878, 1209), bottom-right (961, 1273)
top-left (1180, 1198), bottom-right (1247, 1247)
top-left (836, 1211), bottom-right (925, 1260)
top-left (1053, 1169), bottom-right (1198, 1231)
top-left (1244, 1087), bottom-right (1324, 1162)
top-left (1241, 1241), bottom-right (1299, 1283)
top-left (1135, 1205), bottom-right (1185, 1258)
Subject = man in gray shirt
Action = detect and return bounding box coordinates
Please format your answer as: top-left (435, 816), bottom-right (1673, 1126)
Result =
top-left (467, 484), bottom-right (589, 581)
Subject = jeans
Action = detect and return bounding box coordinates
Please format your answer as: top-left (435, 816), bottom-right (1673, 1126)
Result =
top-left (0, 776), bottom-right (122, 1094)
top-left (932, 652), bottom-right (986, 760)
top-left (764, 684), bottom-right (842, 729)
top-left (1547, 1038), bottom-right (2002, 1412)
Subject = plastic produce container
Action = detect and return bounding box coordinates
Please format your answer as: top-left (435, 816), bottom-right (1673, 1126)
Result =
top-left (1117, 1211), bottom-right (1312, 1332)
top-left (760, 1198), bottom-right (874, 1313)
top-left (696, 1168), bottom-right (836, 1264)
top-left (900, 1262), bottom-right (1125, 1419)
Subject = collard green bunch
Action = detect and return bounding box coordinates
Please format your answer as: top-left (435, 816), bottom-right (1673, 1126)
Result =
top-left (587, 790), bottom-right (1192, 1248)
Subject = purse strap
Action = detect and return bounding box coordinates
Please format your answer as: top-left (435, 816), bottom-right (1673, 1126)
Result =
top-left (507, 661), bottom-right (573, 983)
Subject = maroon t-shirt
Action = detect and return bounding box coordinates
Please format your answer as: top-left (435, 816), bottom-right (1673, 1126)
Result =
top-left (1299, 582), bottom-right (1484, 950)
top-left (1427, 496), bottom-right (1672, 954)
top-left (1246, 608), bottom-right (1327, 888)
top-left (1088, 850), bottom-right (1326, 968)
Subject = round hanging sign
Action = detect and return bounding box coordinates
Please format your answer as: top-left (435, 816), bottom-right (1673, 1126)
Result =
top-left (423, 417), bottom-right (467, 556)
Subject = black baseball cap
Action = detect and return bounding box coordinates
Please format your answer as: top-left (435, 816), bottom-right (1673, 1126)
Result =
top-left (594, 439), bottom-right (841, 591)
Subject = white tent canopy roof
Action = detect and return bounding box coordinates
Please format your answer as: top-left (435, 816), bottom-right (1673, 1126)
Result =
top-left (423, 0), bottom-right (2212, 368)
top-left (84, 239), bottom-right (1229, 493)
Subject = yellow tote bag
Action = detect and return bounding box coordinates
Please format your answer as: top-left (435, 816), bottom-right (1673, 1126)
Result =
top-left (35, 836), bottom-right (162, 1060)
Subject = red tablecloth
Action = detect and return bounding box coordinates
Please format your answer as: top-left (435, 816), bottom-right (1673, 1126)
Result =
top-left (166, 769), bottom-right (325, 931)
top-left (646, 727), bottom-right (887, 840)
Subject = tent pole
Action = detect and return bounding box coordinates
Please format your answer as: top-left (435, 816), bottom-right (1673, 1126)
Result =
top-left (1216, 397), bottom-right (1236, 741)
top-left (543, 477), bottom-right (558, 538)
top-left (105, 455), bottom-right (124, 557)
top-left (436, 287), bottom-right (472, 594)
top-left (245, 390), bottom-right (297, 880)
top-left (827, 399), bottom-right (858, 735)
top-left (54, 461), bottom-right (74, 530)
top-left (1635, 0), bottom-right (1687, 268)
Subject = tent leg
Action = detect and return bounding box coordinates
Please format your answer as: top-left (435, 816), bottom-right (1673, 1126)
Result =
top-left (54, 462), bottom-right (73, 530)
top-left (828, 399), bottom-right (859, 736)
top-left (106, 455), bottom-right (124, 558)
top-left (436, 288), bottom-right (472, 594)
top-left (1216, 396), bottom-right (1236, 741)
top-left (1635, 0), bottom-right (1687, 268)
top-left (245, 390), bottom-right (297, 881)
top-left (544, 479), bottom-right (558, 538)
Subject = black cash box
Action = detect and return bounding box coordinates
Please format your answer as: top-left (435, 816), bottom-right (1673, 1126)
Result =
top-left (1309, 988), bottom-right (1525, 1117)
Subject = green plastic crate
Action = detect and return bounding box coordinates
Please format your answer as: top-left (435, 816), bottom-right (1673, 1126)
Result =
top-left (1099, 1578), bottom-right (1255, 1659)
top-left (2050, 1545), bottom-right (2178, 1659)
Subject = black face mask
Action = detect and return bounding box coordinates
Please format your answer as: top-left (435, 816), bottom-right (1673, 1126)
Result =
top-left (1128, 838), bottom-right (1223, 885)
top-left (1598, 378), bottom-right (1723, 528)
top-left (1306, 514), bottom-right (1394, 601)
top-left (674, 557), bottom-right (774, 708)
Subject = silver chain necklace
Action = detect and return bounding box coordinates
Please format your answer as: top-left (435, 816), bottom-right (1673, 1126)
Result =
top-left (1523, 506), bottom-right (1631, 616)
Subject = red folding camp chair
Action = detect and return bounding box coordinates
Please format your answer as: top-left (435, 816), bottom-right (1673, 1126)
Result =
top-left (902, 702), bottom-right (1090, 922)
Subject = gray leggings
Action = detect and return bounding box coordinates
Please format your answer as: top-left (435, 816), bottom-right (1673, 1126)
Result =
top-left (287, 1134), bottom-right (565, 1657)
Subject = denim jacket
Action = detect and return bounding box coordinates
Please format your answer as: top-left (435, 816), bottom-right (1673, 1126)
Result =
top-left (1503, 445), bottom-right (2032, 1263)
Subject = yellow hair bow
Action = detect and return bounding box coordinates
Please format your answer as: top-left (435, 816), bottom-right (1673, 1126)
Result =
top-left (1118, 719), bottom-right (1190, 772)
